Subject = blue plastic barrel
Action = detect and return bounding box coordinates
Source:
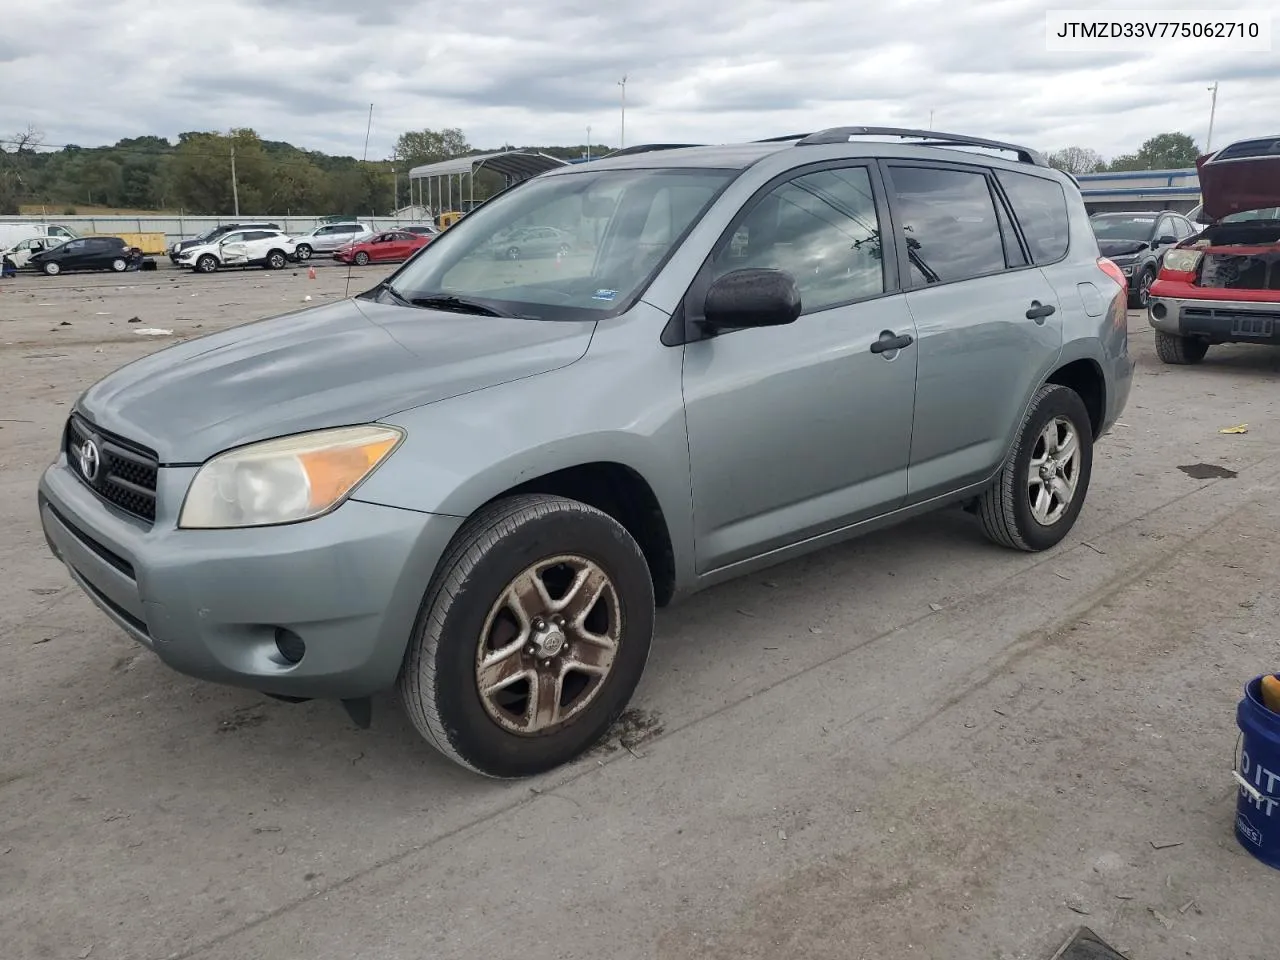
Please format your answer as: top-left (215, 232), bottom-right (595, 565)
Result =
top-left (1236, 675), bottom-right (1280, 869)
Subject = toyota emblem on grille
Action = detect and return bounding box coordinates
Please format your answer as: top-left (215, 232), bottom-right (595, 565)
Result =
top-left (78, 438), bottom-right (101, 482)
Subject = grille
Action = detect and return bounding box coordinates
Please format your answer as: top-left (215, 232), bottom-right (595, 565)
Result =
top-left (64, 415), bottom-right (159, 524)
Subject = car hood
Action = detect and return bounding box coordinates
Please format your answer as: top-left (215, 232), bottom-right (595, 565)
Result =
top-left (1096, 239), bottom-right (1148, 257)
top-left (75, 297), bottom-right (596, 464)
top-left (1198, 149), bottom-right (1280, 221)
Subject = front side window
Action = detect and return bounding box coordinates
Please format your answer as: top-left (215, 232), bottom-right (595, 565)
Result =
top-left (888, 165), bottom-right (1008, 285)
top-left (384, 167), bottom-right (735, 320)
top-left (708, 165), bottom-right (886, 312)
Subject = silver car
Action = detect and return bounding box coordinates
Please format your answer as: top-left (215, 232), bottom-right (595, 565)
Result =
top-left (293, 221), bottom-right (374, 259)
top-left (38, 127), bottom-right (1133, 778)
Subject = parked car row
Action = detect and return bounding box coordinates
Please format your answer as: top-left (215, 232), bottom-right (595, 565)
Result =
top-left (2, 234), bottom-right (146, 276)
top-left (162, 220), bottom-right (441, 272)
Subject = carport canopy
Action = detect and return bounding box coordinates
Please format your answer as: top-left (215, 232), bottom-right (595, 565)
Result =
top-left (407, 150), bottom-right (570, 213)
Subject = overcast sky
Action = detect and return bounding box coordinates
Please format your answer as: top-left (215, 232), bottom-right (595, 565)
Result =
top-left (0, 0), bottom-right (1273, 161)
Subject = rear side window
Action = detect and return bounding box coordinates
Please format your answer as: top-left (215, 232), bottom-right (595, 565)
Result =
top-left (887, 165), bottom-right (1007, 285)
top-left (996, 170), bottom-right (1071, 263)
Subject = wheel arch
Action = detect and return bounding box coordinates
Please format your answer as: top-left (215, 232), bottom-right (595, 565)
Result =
top-left (1044, 356), bottom-right (1106, 439)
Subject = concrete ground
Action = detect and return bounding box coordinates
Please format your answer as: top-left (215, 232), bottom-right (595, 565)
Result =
top-left (1, 265), bottom-right (1278, 960)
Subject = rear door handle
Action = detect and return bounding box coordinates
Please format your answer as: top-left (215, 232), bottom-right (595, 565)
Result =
top-left (1026, 301), bottom-right (1056, 321)
top-left (870, 331), bottom-right (915, 354)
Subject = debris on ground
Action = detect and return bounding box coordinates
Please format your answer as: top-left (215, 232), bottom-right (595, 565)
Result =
top-left (1149, 839), bottom-right (1183, 850)
top-left (1148, 907), bottom-right (1174, 929)
top-left (1219, 424), bottom-right (1249, 434)
top-left (133, 328), bottom-right (172, 336)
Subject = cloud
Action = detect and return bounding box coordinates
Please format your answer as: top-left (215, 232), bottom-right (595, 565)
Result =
top-left (1, 0), bottom-right (1275, 164)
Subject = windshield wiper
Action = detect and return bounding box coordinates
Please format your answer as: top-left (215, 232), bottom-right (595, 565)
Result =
top-left (410, 294), bottom-right (511, 317)
top-left (367, 278), bottom-right (413, 307)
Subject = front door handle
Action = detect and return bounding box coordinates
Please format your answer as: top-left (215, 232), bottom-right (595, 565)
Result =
top-left (1026, 301), bottom-right (1056, 322)
top-left (870, 331), bottom-right (914, 354)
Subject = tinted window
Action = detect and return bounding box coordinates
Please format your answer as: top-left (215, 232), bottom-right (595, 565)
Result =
top-left (888, 165), bottom-right (1007, 285)
top-left (711, 166), bottom-right (885, 311)
top-left (60, 240), bottom-right (85, 252)
top-left (995, 170), bottom-right (1071, 263)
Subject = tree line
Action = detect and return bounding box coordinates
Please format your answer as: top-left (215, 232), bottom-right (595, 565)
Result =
top-left (1045, 132), bottom-right (1202, 175)
top-left (0, 124), bottom-right (1205, 217)
top-left (0, 126), bottom-right (608, 217)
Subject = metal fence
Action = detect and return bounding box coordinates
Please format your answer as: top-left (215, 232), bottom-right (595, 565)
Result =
top-left (2, 214), bottom-right (435, 247)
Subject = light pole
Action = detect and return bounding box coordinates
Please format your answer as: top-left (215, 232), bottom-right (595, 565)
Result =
top-left (586, 124), bottom-right (592, 162)
top-left (618, 75), bottom-right (627, 150)
top-left (391, 166), bottom-right (398, 213)
top-left (1206, 81), bottom-right (1219, 152)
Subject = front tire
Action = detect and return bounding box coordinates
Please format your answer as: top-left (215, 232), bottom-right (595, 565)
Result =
top-left (195, 254), bottom-right (218, 273)
top-left (43, 261), bottom-right (60, 276)
top-left (1132, 266), bottom-right (1156, 308)
top-left (978, 383), bottom-right (1094, 552)
top-left (295, 244), bottom-right (313, 261)
top-left (398, 494), bottom-right (655, 778)
top-left (1154, 330), bottom-right (1209, 365)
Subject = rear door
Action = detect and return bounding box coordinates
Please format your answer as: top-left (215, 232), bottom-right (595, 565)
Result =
top-left (883, 161), bottom-right (1064, 502)
top-left (83, 239), bottom-right (120, 269)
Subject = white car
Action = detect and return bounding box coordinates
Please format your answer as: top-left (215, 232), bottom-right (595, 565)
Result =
top-left (175, 228), bottom-right (299, 273)
top-left (2, 235), bottom-right (67, 269)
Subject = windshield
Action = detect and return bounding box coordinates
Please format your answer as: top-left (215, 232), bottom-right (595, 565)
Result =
top-left (1222, 206), bottom-right (1280, 223)
top-left (382, 167), bottom-right (735, 320)
top-left (1090, 216), bottom-right (1155, 241)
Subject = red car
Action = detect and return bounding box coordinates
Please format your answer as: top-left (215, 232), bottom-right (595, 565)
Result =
top-left (333, 230), bottom-right (432, 266)
top-left (1147, 134), bottom-right (1280, 365)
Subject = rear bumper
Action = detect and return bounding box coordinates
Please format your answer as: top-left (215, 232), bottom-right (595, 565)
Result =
top-left (1148, 294), bottom-right (1280, 344)
top-left (38, 455), bottom-right (463, 699)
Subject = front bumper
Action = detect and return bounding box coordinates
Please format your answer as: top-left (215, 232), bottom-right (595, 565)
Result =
top-left (1148, 293), bottom-right (1280, 344)
top-left (38, 456), bottom-right (463, 699)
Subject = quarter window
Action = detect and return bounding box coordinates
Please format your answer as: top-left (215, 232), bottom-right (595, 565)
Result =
top-left (711, 165), bottom-right (886, 312)
top-left (888, 165), bottom-right (1008, 285)
top-left (995, 170), bottom-right (1071, 263)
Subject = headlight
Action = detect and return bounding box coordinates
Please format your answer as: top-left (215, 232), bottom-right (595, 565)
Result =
top-left (1162, 249), bottom-right (1203, 273)
top-left (179, 425), bottom-right (403, 529)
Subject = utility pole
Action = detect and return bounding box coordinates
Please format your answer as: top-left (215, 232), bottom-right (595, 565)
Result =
top-left (929, 110), bottom-right (934, 130)
top-left (392, 166), bottom-right (398, 212)
top-left (618, 75), bottom-right (627, 150)
top-left (230, 143), bottom-right (240, 216)
top-left (1206, 81), bottom-right (1219, 152)
top-left (586, 124), bottom-right (592, 162)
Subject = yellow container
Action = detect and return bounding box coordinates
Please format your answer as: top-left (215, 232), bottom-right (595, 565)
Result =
top-left (88, 232), bottom-right (168, 255)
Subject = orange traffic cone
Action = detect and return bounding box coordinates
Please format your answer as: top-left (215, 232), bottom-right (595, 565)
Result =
top-left (307, 266), bottom-right (316, 280)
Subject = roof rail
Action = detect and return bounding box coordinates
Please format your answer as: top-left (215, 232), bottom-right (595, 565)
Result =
top-left (753, 133), bottom-right (813, 143)
top-left (604, 143), bottom-right (706, 158)
top-left (793, 127), bottom-right (1048, 166)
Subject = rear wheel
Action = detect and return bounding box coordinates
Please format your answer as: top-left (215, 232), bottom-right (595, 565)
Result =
top-left (354, 251), bottom-right (370, 266)
top-left (110, 258), bottom-right (127, 272)
top-left (1154, 330), bottom-right (1209, 365)
top-left (398, 494), bottom-right (655, 778)
top-left (265, 250), bottom-right (287, 270)
top-left (978, 383), bottom-right (1094, 553)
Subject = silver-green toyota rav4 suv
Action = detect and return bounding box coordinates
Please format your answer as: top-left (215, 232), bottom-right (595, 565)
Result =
top-left (38, 128), bottom-right (1133, 778)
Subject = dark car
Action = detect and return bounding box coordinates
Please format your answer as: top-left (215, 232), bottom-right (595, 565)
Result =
top-left (29, 236), bottom-right (143, 276)
top-left (1090, 211), bottom-right (1198, 307)
top-left (168, 222), bottom-right (280, 263)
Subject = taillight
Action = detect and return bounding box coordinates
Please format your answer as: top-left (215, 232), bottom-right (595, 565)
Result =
top-left (1098, 256), bottom-right (1127, 291)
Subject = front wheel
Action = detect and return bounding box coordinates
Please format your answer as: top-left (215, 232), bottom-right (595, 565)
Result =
top-left (1154, 330), bottom-right (1209, 365)
top-left (295, 244), bottom-right (313, 261)
top-left (42, 261), bottom-right (61, 276)
top-left (354, 251), bottom-right (370, 266)
top-left (398, 494), bottom-right (655, 778)
top-left (978, 383), bottom-right (1094, 552)
top-left (195, 254), bottom-right (218, 273)
top-left (1132, 266), bottom-right (1156, 308)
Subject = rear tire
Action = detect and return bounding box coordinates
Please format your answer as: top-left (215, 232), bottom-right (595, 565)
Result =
top-left (978, 383), bottom-right (1094, 553)
top-left (398, 494), bottom-right (655, 779)
top-left (354, 251), bottom-right (370, 266)
top-left (265, 250), bottom-right (286, 270)
top-left (110, 258), bottom-right (127, 272)
top-left (1154, 330), bottom-right (1209, 365)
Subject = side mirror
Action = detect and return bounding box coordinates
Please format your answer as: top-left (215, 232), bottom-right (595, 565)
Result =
top-left (1155, 235), bottom-right (1177, 246)
top-left (702, 268), bottom-right (801, 332)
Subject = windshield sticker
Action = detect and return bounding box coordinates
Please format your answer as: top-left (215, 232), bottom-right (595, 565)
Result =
top-left (1131, 217), bottom-right (1156, 222)
top-left (592, 289), bottom-right (618, 301)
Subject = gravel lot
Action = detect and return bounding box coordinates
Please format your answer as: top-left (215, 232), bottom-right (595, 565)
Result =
top-left (2, 266), bottom-right (1278, 960)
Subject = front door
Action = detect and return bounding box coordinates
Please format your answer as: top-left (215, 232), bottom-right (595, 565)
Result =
top-left (880, 161), bottom-right (1064, 501)
top-left (681, 162), bottom-right (919, 574)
